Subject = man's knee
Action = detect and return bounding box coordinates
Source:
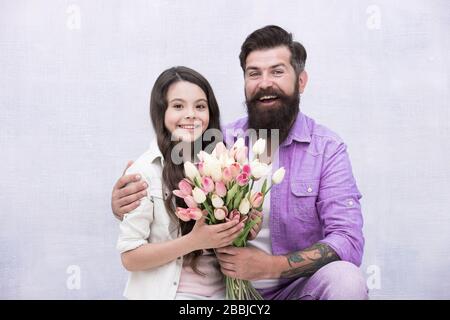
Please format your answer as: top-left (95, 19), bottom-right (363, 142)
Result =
top-left (310, 261), bottom-right (369, 300)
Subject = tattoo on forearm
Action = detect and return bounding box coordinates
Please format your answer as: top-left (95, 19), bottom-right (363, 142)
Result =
top-left (281, 243), bottom-right (340, 278)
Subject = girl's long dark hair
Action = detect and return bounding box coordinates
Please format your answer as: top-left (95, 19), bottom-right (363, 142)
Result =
top-left (149, 66), bottom-right (221, 273)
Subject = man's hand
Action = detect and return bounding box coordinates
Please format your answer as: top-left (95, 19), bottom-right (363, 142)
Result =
top-left (111, 161), bottom-right (148, 220)
top-left (216, 246), bottom-right (282, 281)
top-left (247, 210), bottom-right (263, 241)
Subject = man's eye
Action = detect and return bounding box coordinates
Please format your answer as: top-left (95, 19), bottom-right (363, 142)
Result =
top-left (273, 70), bottom-right (284, 75)
top-left (247, 71), bottom-right (260, 77)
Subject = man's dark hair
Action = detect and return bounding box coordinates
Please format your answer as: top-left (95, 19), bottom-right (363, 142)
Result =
top-left (239, 25), bottom-right (307, 77)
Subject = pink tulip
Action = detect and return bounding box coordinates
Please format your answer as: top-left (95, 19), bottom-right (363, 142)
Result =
top-left (173, 190), bottom-right (185, 198)
top-left (230, 163), bottom-right (241, 178)
top-left (215, 181), bottom-right (227, 197)
top-left (222, 167), bottom-right (232, 184)
top-left (201, 176), bottom-right (215, 193)
top-left (178, 179), bottom-right (193, 196)
top-left (187, 207), bottom-right (203, 220)
top-left (226, 209), bottom-right (241, 222)
top-left (197, 162), bottom-right (205, 176)
top-left (236, 172), bottom-right (249, 186)
top-left (184, 195), bottom-right (198, 208)
top-left (226, 209), bottom-right (248, 223)
top-left (242, 164), bottom-right (251, 175)
top-left (250, 192), bottom-right (264, 208)
top-left (175, 207), bottom-right (191, 222)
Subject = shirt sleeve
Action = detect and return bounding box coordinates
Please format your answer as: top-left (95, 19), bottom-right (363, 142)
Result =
top-left (316, 141), bottom-right (364, 266)
top-left (116, 175), bottom-right (154, 254)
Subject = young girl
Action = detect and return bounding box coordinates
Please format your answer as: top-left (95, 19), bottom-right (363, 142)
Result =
top-left (117, 66), bottom-right (244, 299)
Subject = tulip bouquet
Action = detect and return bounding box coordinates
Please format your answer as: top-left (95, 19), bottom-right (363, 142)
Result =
top-left (173, 137), bottom-right (286, 300)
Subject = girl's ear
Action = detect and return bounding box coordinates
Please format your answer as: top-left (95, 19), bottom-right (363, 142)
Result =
top-left (298, 70), bottom-right (308, 94)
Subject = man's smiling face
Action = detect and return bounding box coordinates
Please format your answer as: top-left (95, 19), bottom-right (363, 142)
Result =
top-left (244, 45), bottom-right (298, 109)
top-left (244, 45), bottom-right (305, 139)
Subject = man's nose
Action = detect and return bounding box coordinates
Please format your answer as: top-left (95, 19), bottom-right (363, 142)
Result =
top-left (258, 75), bottom-right (273, 90)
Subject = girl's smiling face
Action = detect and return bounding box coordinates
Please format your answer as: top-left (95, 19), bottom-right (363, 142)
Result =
top-left (164, 81), bottom-right (210, 142)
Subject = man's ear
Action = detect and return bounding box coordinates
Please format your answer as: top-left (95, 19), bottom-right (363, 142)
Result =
top-left (298, 70), bottom-right (308, 94)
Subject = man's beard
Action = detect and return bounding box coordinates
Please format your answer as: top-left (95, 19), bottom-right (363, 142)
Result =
top-left (246, 85), bottom-right (300, 144)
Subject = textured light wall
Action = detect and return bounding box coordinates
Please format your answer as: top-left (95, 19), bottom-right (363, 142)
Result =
top-left (1, 0), bottom-right (449, 299)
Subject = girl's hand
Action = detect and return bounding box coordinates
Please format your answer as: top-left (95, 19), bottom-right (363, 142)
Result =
top-left (187, 217), bottom-right (244, 250)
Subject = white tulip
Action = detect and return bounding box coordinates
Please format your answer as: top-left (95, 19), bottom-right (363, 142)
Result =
top-left (202, 151), bottom-right (214, 164)
top-left (202, 161), bottom-right (211, 176)
top-left (184, 161), bottom-right (200, 182)
top-left (210, 161), bottom-right (223, 182)
top-left (252, 138), bottom-right (266, 156)
top-left (197, 150), bottom-right (209, 162)
top-left (192, 187), bottom-right (206, 204)
top-left (213, 142), bottom-right (227, 157)
top-left (250, 159), bottom-right (270, 180)
top-left (235, 146), bottom-right (248, 165)
top-left (211, 194), bottom-right (224, 208)
top-left (233, 137), bottom-right (245, 149)
top-left (219, 153), bottom-right (234, 169)
top-left (238, 198), bottom-right (251, 215)
top-left (202, 154), bottom-right (215, 176)
top-left (272, 167), bottom-right (286, 185)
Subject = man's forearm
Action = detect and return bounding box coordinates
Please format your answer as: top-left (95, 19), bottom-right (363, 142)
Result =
top-left (276, 243), bottom-right (340, 279)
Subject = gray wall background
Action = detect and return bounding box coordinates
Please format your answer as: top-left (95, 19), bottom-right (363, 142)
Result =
top-left (1, 0), bottom-right (449, 299)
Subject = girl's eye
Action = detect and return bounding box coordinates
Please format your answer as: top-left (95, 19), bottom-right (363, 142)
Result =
top-left (173, 104), bottom-right (183, 109)
top-left (196, 105), bottom-right (207, 110)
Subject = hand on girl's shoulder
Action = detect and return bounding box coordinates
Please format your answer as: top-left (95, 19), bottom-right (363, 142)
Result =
top-left (124, 149), bottom-right (163, 196)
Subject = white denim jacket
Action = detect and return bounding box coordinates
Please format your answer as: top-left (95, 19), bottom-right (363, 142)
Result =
top-left (116, 139), bottom-right (183, 299)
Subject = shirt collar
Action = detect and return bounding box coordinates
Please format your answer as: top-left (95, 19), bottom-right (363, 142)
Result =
top-left (281, 112), bottom-right (312, 146)
top-left (147, 138), bottom-right (164, 166)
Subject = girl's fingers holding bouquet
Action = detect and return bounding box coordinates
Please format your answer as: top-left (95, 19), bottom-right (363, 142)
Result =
top-left (221, 232), bottom-right (241, 247)
top-left (191, 215), bottom-right (207, 233)
top-left (195, 215), bottom-right (207, 226)
top-left (213, 224), bottom-right (244, 247)
top-left (220, 221), bottom-right (245, 238)
top-left (220, 234), bottom-right (239, 248)
top-left (213, 219), bottom-right (241, 232)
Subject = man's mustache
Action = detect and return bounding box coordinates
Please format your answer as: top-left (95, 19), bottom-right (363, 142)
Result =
top-left (247, 88), bottom-right (286, 104)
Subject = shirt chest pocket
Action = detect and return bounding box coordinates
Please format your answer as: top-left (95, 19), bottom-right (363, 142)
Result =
top-left (290, 179), bottom-right (320, 223)
top-left (148, 178), bottom-right (164, 199)
top-left (148, 182), bottom-right (175, 240)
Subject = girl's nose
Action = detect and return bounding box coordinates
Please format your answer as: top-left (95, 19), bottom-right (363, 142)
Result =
top-left (184, 107), bottom-right (196, 119)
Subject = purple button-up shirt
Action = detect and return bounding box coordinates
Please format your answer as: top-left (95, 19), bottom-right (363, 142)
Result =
top-left (222, 112), bottom-right (364, 266)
